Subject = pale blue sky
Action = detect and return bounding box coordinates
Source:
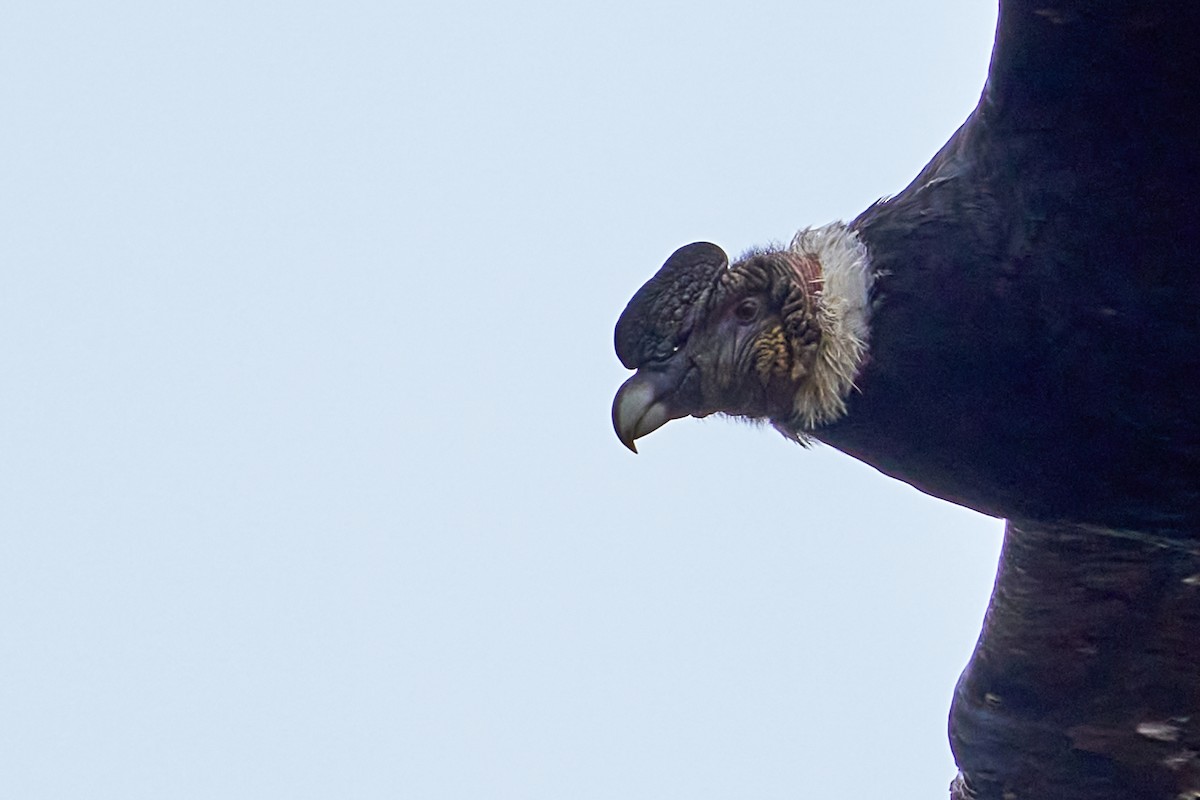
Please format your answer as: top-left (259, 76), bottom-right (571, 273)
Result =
top-left (3, 2), bottom-right (1003, 797)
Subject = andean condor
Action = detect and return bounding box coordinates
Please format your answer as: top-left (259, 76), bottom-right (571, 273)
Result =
top-left (610, 2), bottom-right (1200, 798)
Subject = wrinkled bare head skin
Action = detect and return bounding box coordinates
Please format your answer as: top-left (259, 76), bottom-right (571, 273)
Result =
top-left (612, 242), bottom-right (827, 451)
top-left (613, 224), bottom-right (873, 452)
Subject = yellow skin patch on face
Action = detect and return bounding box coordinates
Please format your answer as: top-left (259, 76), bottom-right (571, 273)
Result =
top-left (754, 325), bottom-right (792, 381)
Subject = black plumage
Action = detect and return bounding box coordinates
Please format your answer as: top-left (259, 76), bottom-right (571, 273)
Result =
top-left (611, 2), bottom-right (1200, 797)
top-left (829, 2), bottom-right (1200, 532)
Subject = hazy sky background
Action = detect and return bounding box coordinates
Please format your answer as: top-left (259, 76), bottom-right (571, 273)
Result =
top-left (3, 2), bottom-right (1005, 797)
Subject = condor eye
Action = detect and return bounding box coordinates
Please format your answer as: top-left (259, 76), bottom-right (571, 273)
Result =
top-left (733, 298), bottom-right (760, 324)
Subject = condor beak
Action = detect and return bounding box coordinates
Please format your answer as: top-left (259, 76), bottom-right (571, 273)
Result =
top-left (611, 363), bottom-right (692, 453)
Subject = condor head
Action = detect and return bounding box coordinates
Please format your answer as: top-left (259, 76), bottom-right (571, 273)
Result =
top-left (612, 227), bottom-right (873, 452)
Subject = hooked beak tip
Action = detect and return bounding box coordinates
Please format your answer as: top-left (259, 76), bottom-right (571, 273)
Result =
top-left (612, 373), bottom-right (676, 453)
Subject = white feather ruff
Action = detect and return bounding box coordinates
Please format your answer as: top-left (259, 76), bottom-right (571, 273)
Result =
top-left (787, 222), bottom-right (874, 429)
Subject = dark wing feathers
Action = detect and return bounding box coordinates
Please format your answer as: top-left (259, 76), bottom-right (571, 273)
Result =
top-left (951, 522), bottom-right (1200, 799)
top-left (825, 1), bottom-right (1200, 533)
top-left (943, 9), bottom-right (1200, 794)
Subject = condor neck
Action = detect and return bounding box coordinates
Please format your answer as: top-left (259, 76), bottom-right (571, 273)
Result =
top-left (779, 222), bottom-right (874, 432)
